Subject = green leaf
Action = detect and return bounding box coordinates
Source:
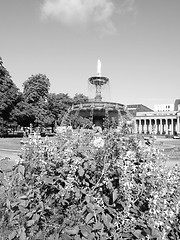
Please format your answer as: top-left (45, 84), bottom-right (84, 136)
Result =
top-left (87, 203), bottom-right (94, 213)
top-left (19, 195), bottom-right (28, 200)
top-left (102, 214), bottom-right (110, 230)
top-left (60, 233), bottom-right (72, 240)
top-left (74, 188), bottom-right (81, 198)
top-left (103, 195), bottom-right (109, 204)
top-left (6, 198), bottom-right (10, 209)
top-left (80, 225), bottom-right (92, 238)
top-left (65, 226), bottom-right (79, 235)
top-left (18, 165), bottom-right (25, 176)
top-left (43, 176), bottom-right (54, 184)
top-left (94, 205), bottom-right (103, 214)
top-left (85, 213), bottom-right (94, 223)
top-left (78, 166), bottom-right (85, 177)
top-left (132, 230), bottom-right (142, 238)
top-left (26, 219), bottom-right (35, 227)
top-left (48, 235), bottom-right (55, 240)
top-left (84, 162), bottom-right (89, 170)
top-left (19, 200), bottom-right (27, 207)
top-left (10, 201), bottom-right (18, 208)
top-left (113, 189), bottom-right (118, 202)
top-left (20, 230), bottom-right (26, 240)
top-left (93, 221), bottom-right (103, 230)
top-left (0, 171), bottom-right (4, 180)
top-left (74, 236), bottom-right (81, 240)
top-left (8, 230), bottom-right (17, 240)
top-left (88, 232), bottom-right (96, 240)
top-left (33, 213), bottom-right (40, 221)
top-left (25, 212), bottom-right (33, 218)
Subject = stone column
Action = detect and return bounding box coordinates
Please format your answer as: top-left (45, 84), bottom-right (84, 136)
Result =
top-left (155, 119), bottom-right (158, 134)
top-left (175, 119), bottom-right (177, 133)
top-left (148, 119), bottom-right (152, 134)
top-left (145, 119), bottom-right (148, 134)
top-left (138, 119), bottom-right (141, 134)
top-left (165, 118), bottom-right (168, 135)
top-left (144, 119), bottom-right (147, 134)
top-left (171, 118), bottom-right (174, 135)
top-left (139, 119), bottom-right (142, 134)
top-left (140, 119), bottom-right (143, 134)
top-left (167, 119), bottom-right (171, 135)
top-left (135, 119), bottom-right (138, 134)
top-left (143, 119), bottom-right (145, 134)
top-left (177, 116), bottom-right (180, 133)
top-left (160, 118), bottom-right (163, 135)
top-left (136, 119), bottom-right (139, 134)
top-left (150, 119), bottom-right (154, 134)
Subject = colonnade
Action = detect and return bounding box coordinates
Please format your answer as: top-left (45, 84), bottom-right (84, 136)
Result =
top-left (135, 116), bottom-right (180, 135)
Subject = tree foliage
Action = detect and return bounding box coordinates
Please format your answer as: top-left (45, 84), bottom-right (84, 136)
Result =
top-left (61, 111), bottom-right (93, 129)
top-left (23, 74), bottom-right (50, 104)
top-left (0, 57), bottom-right (20, 132)
top-left (73, 93), bottom-right (88, 105)
top-left (47, 93), bottom-right (72, 125)
top-left (0, 56), bottom-right (91, 130)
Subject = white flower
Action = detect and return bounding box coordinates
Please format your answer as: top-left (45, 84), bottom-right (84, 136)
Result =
top-left (115, 126), bottom-right (122, 133)
top-left (56, 126), bottom-right (67, 134)
top-left (93, 137), bottom-right (105, 148)
top-left (126, 151), bottom-right (136, 160)
top-left (93, 126), bottom-right (102, 133)
top-left (39, 159), bottom-right (47, 165)
top-left (64, 148), bottom-right (73, 156)
top-left (67, 126), bottom-right (73, 132)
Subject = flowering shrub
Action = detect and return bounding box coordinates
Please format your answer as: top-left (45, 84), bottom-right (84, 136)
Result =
top-left (0, 126), bottom-right (180, 239)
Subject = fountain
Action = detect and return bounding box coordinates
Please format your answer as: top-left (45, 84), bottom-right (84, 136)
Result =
top-left (71, 60), bottom-right (128, 128)
top-left (88, 59), bottom-right (109, 102)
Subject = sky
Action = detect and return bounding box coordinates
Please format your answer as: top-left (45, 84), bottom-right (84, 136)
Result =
top-left (0, 0), bottom-right (180, 110)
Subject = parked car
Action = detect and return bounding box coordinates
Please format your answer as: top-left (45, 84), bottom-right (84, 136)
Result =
top-left (173, 135), bottom-right (180, 139)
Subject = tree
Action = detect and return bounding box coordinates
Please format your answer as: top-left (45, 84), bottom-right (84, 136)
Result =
top-left (73, 93), bottom-right (88, 104)
top-left (68, 113), bottom-right (93, 129)
top-left (23, 74), bottom-right (50, 103)
top-left (47, 93), bottom-right (73, 125)
top-left (15, 74), bottom-right (51, 128)
top-left (0, 57), bottom-right (20, 133)
top-left (11, 100), bottom-right (35, 127)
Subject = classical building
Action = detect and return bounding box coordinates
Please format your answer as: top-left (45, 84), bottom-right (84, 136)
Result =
top-left (128, 99), bottom-right (180, 135)
top-left (127, 104), bottom-right (153, 117)
top-left (154, 104), bottom-right (174, 112)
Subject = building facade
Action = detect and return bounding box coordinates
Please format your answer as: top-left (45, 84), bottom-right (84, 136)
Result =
top-left (128, 99), bottom-right (180, 135)
top-left (135, 111), bottom-right (180, 135)
top-left (154, 104), bottom-right (174, 112)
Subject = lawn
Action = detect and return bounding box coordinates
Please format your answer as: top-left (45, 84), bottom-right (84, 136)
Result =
top-left (0, 136), bottom-right (180, 168)
top-left (0, 138), bottom-right (22, 168)
top-left (155, 137), bottom-right (180, 167)
top-left (0, 137), bottom-right (22, 150)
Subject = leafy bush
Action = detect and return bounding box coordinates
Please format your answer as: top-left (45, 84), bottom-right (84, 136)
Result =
top-left (0, 126), bottom-right (180, 239)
